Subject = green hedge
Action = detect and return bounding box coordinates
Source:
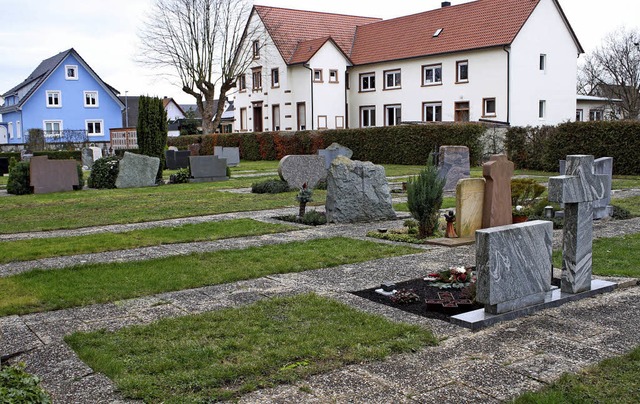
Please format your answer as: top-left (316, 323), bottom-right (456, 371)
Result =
top-left (167, 124), bottom-right (485, 165)
top-left (0, 152), bottom-right (21, 161)
top-left (33, 150), bottom-right (82, 161)
top-left (506, 121), bottom-right (640, 175)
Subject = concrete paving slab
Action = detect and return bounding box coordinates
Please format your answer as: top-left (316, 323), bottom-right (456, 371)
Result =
top-left (0, 316), bottom-right (43, 359)
top-left (411, 382), bottom-right (500, 403)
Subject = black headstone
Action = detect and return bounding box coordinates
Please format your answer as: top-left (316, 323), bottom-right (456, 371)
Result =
top-left (0, 158), bottom-right (8, 175)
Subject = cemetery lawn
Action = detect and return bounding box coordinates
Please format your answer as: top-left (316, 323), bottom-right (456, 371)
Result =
top-left (394, 196), bottom-right (456, 212)
top-left (514, 345), bottom-right (640, 404)
top-left (65, 293), bottom-right (436, 402)
top-left (0, 185), bottom-right (326, 234)
top-left (0, 219), bottom-right (295, 263)
top-left (553, 233), bottom-right (640, 278)
top-left (0, 175), bottom-right (7, 186)
top-left (612, 196), bottom-right (640, 217)
top-left (0, 237), bottom-right (419, 316)
top-left (612, 174), bottom-right (640, 189)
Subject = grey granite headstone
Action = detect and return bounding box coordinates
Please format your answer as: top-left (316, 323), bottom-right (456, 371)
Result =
top-left (115, 152), bottom-right (159, 189)
top-left (189, 156), bottom-right (228, 182)
top-left (82, 148), bottom-right (94, 169)
top-left (325, 156), bottom-right (396, 223)
top-left (437, 146), bottom-right (470, 192)
top-left (278, 155), bottom-right (327, 189)
top-left (318, 143), bottom-right (353, 169)
top-left (214, 146), bottom-right (240, 167)
top-left (476, 220), bottom-right (553, 314)
top-left (89, 146), bottom-right (102, 162)
top-left (593, 157), bottom-right (613, 219)
top-left (168, 146), bottom-right (178, 151)
top-left (548, 155), bottom-right (608, 294)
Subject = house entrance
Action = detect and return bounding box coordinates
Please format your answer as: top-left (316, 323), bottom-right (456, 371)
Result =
top-left (252, 103), bottom-right (263, 132)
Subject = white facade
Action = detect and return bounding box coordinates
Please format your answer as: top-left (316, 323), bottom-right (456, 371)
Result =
top-left (576, 95), bottom-right (620, 121)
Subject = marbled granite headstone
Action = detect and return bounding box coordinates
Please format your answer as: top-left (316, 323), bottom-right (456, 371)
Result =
top-left (115, 152), bottom-right (159, 189)
top-left (318, 143), bottom-right (353, 169)
top-left (214, 146), bottom-right (240, 167)
top-left (593, 157), bottom-right (613, 219)
top-left (476, 220), bottom-right (553, 314)
top-left (189, 156), bottom-right (228, 182)
top-left (30, 156), bottom-right (79, 194)
top-left (548, 155), bottom-right (607, 294)
top-left (482, 154), bottom-right (514, 228)
top-left (455, 178), bottom-right (485, 238)
top-left (437, 146), bottom-right (470, 192)
top-left (0, 157), bottom-right (8, 175)
top-left (278, 155), bottom-right (327, 189)
top-left (325, 156), bottom-right (396, 223)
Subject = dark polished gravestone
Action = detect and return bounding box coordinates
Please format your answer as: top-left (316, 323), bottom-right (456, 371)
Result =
top-left (165, 150), bottom-right (191, 170)
top-left (0, 157), bottom-right (8, 175)
top-left (189, 156), bottom-right (228, 182)
top-left (29, 156), bottom-right (80, 194)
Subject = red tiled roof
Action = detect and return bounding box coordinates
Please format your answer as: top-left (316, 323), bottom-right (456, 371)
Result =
top-left (254, 5), bottom-right (381, 64)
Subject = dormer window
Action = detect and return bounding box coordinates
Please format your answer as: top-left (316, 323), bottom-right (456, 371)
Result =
top-left (65, 65), bottom-right (78, 80)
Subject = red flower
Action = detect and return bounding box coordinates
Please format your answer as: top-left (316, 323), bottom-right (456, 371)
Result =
top-left (457, 273), bottom-right (467, 282)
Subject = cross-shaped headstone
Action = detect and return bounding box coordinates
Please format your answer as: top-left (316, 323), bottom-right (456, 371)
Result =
top-left (482, 154), bottom-right (514, 228)
top-left (548, 155), bottom-right (608, 294)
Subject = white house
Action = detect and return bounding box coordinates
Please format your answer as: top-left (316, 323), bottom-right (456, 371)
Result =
top-left (233, 0), bottom-right (583, 132)
top-left (576, 95), bottom-right (622, 121)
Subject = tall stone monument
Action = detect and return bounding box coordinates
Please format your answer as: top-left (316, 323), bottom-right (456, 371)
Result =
top-left (437, 146), bottom-right (470, 192)
top-left (482, 154), bottom-right (514, 228)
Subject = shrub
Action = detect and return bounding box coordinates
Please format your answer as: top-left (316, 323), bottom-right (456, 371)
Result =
top-left (251, 179), bottom-right (291, 194)
top-left (275, 210), bottom-right (327, 226)
top-left (169, 167), bottom-right (191, 184)
top-left (407, 164), bottom-right (445, 238)
top-left (511, 178), bottom-right (546, 207)
top-left (9, 157), bottom-right (18, 171)
top-left (611, 205), bottom-right (632, 220)
top-left (0, 363), bottom-right (51, 403)
top-left (6, 162), bottom-right (32, 195)
top-left (137, 95), bottom-right (168, 181)
top-left (314, 180), bottom-right (327, 190)
top-left (33, 150), bottom-right (82, 162)
top-left (87, 156), bottom-right (119, 189)
top-left (114, 149), bottom-right (140, 158)
top-left (76, 164), bottom-right (84, 190)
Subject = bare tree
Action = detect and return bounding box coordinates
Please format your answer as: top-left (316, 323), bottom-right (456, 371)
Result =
top-left (579, 27), bottom-right (640, 120)
top-left (138, 0), bottom-right (262, 134)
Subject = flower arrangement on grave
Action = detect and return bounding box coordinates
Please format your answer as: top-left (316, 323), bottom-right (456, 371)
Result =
top-left (296, 182), bottom-right (313, 218)
top-left (511, 178), bottom-right (545, 219)
top-left (424, 266), bottom-right (475, 289)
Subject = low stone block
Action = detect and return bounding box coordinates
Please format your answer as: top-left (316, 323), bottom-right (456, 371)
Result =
top-left (214, 146), bottom-right (240, 167)
top-left (30, 156), bottom-right (79, 194)
top-left (115, 152), bottom-right (159, 189)
top-left (476, 220), bottom-right (553, 314)
top-left (189, 155), bottom-right (228, 182)
top-left (437, 146), bottom-right (470, 192)
top-left (455, 178), bottom-right (485, 238)
top-left (278, 155), bottom-right (327, 189)
top-left (318, 142), bottom-right (353, 169)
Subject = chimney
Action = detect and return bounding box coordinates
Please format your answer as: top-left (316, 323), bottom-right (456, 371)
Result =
top-left (441, 1), bottom-right (451, 7)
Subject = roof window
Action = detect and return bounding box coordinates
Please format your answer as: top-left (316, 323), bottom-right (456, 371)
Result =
top-left (433, 28), bottom-right (443, 37)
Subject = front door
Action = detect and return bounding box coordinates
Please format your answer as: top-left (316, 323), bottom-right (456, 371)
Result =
top-left (253, 104), bottom-right (263, 132)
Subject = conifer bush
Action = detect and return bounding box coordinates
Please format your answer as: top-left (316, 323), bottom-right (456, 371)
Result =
top-left (6, 162), bottom-right (32, 195)
top-left (407, 163), bottom-right (445, 238)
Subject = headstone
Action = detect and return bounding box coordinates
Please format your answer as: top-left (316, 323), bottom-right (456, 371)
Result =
top-left (29, 156), bottom-right (79, 194)
top-left (115, 152), bottom-right (160, 189)
top-left (548, 155), bottom-right (608, 294)
top-left (278, 155), bottom-right (327, 189)
top-left (0, 157), bottom-right (9, 175)
top-left (188, 143), bottom-right (201, 156)
top-left (168, 146), bottom-right (178, 151)
top-left (325, 156), bottom-right (396, 223)
top-left (189, 156), bottom-right (228, 182)
top-left (214, 146), bottom-right (240, 167)
top-left (20, 150), bottom-right (33, 162)
top-left (455, 178), bottom-right (485, 238)
top-left (318, 143), bottom-right (353, 169)
top-left (81, 148), bottom-right (94, 169)
top-left (482, 154), bottom-right (514, 228)
top-left (437, 146), bottom-right (470, 192)
top-left (476, 220), bottom-right (553, 314)
top-left (593, 157), bottom-right (613, 219)
top-left (89, 146), bottom-right (102, 162)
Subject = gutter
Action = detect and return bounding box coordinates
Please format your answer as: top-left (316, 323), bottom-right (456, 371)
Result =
top-left (503, 45), bottom-right (511, 124)
top-left (302, 63), bottom-right (314, 130)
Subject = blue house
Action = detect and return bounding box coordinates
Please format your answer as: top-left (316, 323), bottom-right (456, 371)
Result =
top-left (0, 48), bottom-right (124, 145)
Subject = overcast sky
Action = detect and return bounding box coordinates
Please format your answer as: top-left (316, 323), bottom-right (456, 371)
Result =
top-left (1, 0), bottom-right (638, 105)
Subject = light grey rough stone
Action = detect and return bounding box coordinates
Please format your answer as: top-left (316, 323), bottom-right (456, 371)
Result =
top-left (81, 148), bottom-right (94, 169)
top-left (476, 220), bottom-right (553, 314)
top-left (437, 145), bottom-right (470, 192)
top-left (325, 156), bottom-right (396, 223)
top-left (115, 152), bottom-right (159, 189)
top-left (278, 155), bottom-right (327, 189)
top-left (214, 146), bottom-right (240, 166)
top-left (189, 155), bottom-right (228, 182)
top-left (318, 142), bottom-right (353, 169)
top-left (593, 157), bottom-right (613, 219)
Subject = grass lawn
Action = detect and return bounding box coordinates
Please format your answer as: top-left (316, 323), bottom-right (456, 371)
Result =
top-left (515, 345), bottom-right (640, 404)
top-left (612, 175), bottom-right (640, 190)
top-left (66, 293), bottom-right (436, 402)
top-left (0, 237), bottom-right (419, 316)
top-left (0, 219), bottom-right (294, 263)
top-left (394, 196), bottom-right (456, 212)
top-left (0, 174), bottom-right (7, 186)
top-left (552, 233), bottom-right (640, 278)
top-left (613, 196), bottom-right (640, 217)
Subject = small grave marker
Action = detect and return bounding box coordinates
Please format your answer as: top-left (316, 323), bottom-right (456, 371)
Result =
top-left (214, 146), bottom-right (240, 167)
top-left (455, 178), bottom-right (485, 238)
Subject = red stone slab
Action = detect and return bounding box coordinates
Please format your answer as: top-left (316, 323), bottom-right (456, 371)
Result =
top-left (30, 156), bottom-right (79, 194)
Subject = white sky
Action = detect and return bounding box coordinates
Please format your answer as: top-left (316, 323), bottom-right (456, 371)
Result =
top-left (1, 0), bottom-right (638, 105)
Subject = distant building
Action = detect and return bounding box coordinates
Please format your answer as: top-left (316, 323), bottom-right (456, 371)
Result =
top-left (576, 95), bottom-right (622, 121)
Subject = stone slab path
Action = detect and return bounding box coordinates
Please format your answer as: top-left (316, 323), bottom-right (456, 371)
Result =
top-left (1, 212), bottom-right (639, 403)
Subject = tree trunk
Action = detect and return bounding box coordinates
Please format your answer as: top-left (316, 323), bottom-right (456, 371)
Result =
top-left (298, 202), bottom-right (307, 218)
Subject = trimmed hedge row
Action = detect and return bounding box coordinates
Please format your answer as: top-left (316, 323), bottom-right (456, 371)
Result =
top-left (168, 124), bottom-right (485, 165)
top-left (33, 150), bottom-right (82, 161)
top-left (505, 121), bottom-right (640, 175)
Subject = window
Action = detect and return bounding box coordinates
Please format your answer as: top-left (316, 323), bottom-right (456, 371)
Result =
top-left (313, 69), bottom-right (323, 83)
top-left (238, 74), bottom-right (246, 92)
top-left (483, 98), bottom-right (496, 117)
top-left (252, 68), bottom-right (262, 90)
top-left (84, 91), bottom-right (98, 107)
top-left (65, 65), bottom-right (78, 80)
top-left (271, 68), bottom-right (279, 88)
top-left (16, 121), bottom-right (21, 139)
top-left (383, 69), bottom-right (401, 90)
top-left (297, 102), bottom-right (306, 130)
top-left (539, 100), bottom-right (546, 119)
top-left (44, 120), bottom-right (62, 137)
top-left (589, 109), bottom-right (603, 121)
top-left (46, 90), bottom-right (61, 107)
top-left (86, 120), bottom-right (103, 136)
top-left (252, 40), bottom-right (260, 58)
top-left (240, 108), bottom-right (248, 131)
top-left (385, 105), bottom-right (401, 126)
top-left (329, 70), bottom-right (338, 83)
top-left (359, 72), bottom-right (375, 91)
top-left (455, 102), bottom-right (470, 122)
top-left (433, 28), bottom-right (443, 37)
top-left (345, 72), bottom-right (350, 89)
top-left (8, 122), bottom-right (13, 139)
top-left (576, 109), bottom-right (584, 122)
top-left (539, 54), bottom-right (546, 71)
top-left (423, 102), bottom-right (442, 122)
top-left (272, 105), bottom-right (280, 131)
top-left (456, 61), bottom-right (468, 83)
top-left (360, 106), bottom-right (376, 127)
top-left (336, 116), bottom-right (344, 129)
top-left (422, 64), bottom-right (442, 85)
top-left (318, 115), bottom-right (328, 129)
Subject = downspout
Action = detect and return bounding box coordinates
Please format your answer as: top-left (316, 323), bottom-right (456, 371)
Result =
top-left (303, 63), bottom-right (314, 130)
top-left (503, 45), bottom-right (511, 124)
top-left (344, 68), bottom-right (349, 129)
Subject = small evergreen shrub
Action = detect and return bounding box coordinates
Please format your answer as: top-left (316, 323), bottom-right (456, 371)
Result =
top-left (169, 168), bottom-right (191, 184)
top-left (33, 151), bottom-right (82, 161)
top-left (87, 156), bottom-right (120, 189)
top-left (314, 180), bottom-right (327, 190)
top-left (251, 179), bottom-right (291, 194)
top-left (275, 210), bottom-right (327, 226)
top-left (8, 157), bottom-right (18, 171)
top-left (407, 164), bottom-right (445, 238)
top-left (6, 162), bottom-right (32, 195)
top-left (0, 363), bottom-right (51, 403)
top-left (75, 164), bottom-right (84, 190)
top-left (611, 205), bottom-right (632, 220)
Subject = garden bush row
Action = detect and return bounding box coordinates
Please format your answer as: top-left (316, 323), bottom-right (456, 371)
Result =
top-left (0, 150), bottom-right (82, 161)
top-left (505, 121), bottom-right (640, 175)
top-left (168, 124), bottom-right (485, 166)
